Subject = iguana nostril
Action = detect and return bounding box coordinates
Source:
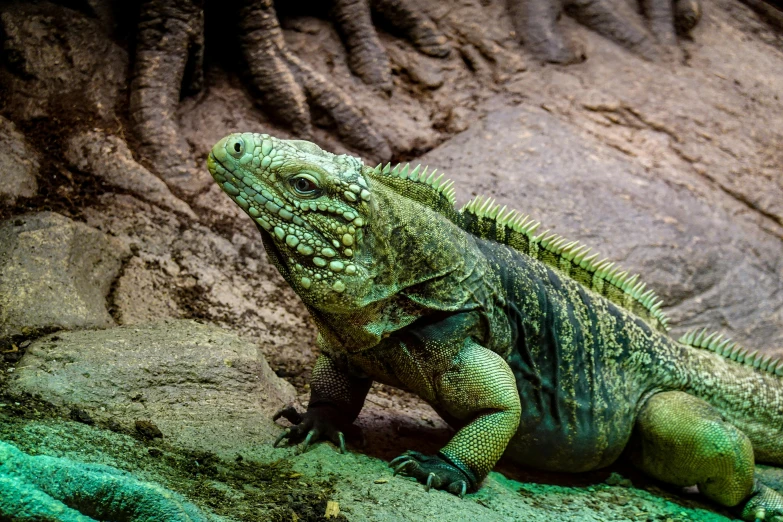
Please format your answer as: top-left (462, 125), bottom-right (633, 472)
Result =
top-left (227, 136), bottom-right (245, 158)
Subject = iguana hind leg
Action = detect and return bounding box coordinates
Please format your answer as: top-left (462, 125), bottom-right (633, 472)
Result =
top-left (630, 391), bottom-right (783, 521)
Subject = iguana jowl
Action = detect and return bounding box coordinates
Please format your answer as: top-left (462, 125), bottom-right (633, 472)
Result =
top-left (208, 133), bottom-right (783, 520)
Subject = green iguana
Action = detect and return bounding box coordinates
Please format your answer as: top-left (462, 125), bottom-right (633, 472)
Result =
top-left (208, 133), bottom-right (783, 520)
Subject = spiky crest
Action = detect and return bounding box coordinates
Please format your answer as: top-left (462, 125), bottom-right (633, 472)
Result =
top-left (367, 162), bottom-right (670, 332)
top-left (367, 162), bottom-right (460, 224)
top-left (679, 328), bottom-right (783, 377)
top-left (460, 195), bottom-right (670, 332)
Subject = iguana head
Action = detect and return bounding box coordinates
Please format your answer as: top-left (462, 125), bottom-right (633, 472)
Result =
top-left (208, 133), bottom-right (373, 311)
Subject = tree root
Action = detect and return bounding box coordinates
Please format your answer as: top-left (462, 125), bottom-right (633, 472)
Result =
top-left (0, 441), bottom-right (210, 522)
top-left (130, 0), bottom-right (402, 190)
top-left (130, 0), bottom-right (211, 199)
top-left (127, 0), bottom-right (704, 194)
top-left (506, 0), bottom-right (702, 63)
top-left (238, 0), bottom-right (311, 137)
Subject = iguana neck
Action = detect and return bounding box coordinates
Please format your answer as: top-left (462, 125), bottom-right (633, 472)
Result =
top-left (311, 181), bottom-right (490, 353)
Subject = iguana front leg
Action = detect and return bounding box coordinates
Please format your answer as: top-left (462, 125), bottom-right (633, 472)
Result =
top-left (391, 339), bottom-right (521, 495)
top-left (274, 353), bottom-right (372, 452)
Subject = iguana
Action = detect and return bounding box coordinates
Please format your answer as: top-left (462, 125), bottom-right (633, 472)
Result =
top-left (208, 133), bottom-right (783, 521)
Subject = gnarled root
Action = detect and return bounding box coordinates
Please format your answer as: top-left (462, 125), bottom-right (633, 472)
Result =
top-left (130, 0), bottom-right (211, 199)
top-left (506, 0), bottom-right (702, 63)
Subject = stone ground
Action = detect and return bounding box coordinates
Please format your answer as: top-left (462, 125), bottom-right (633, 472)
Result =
top-left (1, 0), bottom-right (782, 520)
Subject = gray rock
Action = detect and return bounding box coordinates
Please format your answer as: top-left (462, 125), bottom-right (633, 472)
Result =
top-left (79, 194), bottom-right (318, 386)
top-left (10, 320), bottom-right (297, 459)
top-left (0, 115), bottom-right (38, 205)
top-left (0, 2), bottom-right (126, 122)
top-left (0, 212), bottom-right (130, 345)
top-left (65, 130), bottom-right (196, 218)
top-left (417, 105), bottom-right (783, 354)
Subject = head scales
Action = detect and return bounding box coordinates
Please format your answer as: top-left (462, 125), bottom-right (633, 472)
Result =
top-left (207, 133), bottom-right (372, 310)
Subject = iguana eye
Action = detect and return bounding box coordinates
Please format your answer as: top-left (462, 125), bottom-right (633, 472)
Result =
top-left (227, 137), bottom-right (244, 158)
top-left (291, 176), bottom-right (321, 196)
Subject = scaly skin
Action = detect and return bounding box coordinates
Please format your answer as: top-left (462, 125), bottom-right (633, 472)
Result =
top-left (208, 133), bottom-right (783, 520)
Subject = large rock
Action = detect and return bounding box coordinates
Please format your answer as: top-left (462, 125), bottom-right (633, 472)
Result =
top-left (80, 194), bottom-right (317, 385)
top-left (10, 320), bottom-right (297, 458)
top-left (0, 212), bottom-right (129, 346)
top-left (418, 105), bottom-right (783, 354)
top-left (0, 115), bottom-right (38, 205)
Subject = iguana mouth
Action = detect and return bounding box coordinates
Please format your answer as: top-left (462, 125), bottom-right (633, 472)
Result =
top-left (207, 151), bottom-right (223, 170)
top-left (208, 152), bottom-right (241, 182)
top-left (207, 152), bottom-right (231, 181)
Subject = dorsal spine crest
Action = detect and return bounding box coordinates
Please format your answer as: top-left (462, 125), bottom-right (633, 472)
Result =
top-left (460, 194), bottom-right (670, 332)
top-left (369, 163), bottom-right (671, 331)
top-left (374, 162), bottom-right (457, 206)
top-left (679, 328), bottom-right (783, 376)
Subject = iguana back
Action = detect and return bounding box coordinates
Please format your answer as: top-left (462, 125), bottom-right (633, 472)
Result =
top-left (367, 162), bottom-right (669, 333)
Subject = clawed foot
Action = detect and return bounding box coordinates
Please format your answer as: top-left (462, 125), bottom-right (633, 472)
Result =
top-left (741, 482), bottom-right (783, 522)
top-left (389, 450), bottom-right (472, 497)
top-left (272, 405), bottom-right (354, 453)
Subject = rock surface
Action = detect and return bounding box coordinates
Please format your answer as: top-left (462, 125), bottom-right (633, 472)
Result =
top-left (0, 115), bottom-right (38, 205)
top-left (64, 130), bottom-right (196, 218)
top-left (0, 212), bottom-right (129, 346)
top-left (0, 2), bottom-right (126, 123)
top-left (78, 194), bottom-right (317, 386)
top-left (0, 406), bottom-right (734, 522)
top-left (11, 319), bottom-right (296, 458)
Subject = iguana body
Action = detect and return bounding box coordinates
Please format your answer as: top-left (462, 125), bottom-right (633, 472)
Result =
top-left (208, 133), bottom-right (783, 520)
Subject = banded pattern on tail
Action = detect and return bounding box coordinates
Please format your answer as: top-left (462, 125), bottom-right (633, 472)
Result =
top-left (679, 329), bottom-right (783, 377)
top-left (460, 195), bottom-right (670, 332)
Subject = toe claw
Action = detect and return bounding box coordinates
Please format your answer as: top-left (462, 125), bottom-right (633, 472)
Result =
top-left (273, 428), bottom-right (290, 448)
top-left (389, 455), bottom-right (410, 467)
top-left (392, 460), bottom-right (414, 476)
top-left (447, 479), bottom-right (467, 497)
top-left (303, 430), bottom-right (317, 450)
top-left (337, 432), bottom-right (347, 454)
top-left (273, 405), bottom-right (302, 424)
top-left (425, 472), bottom-right (436, 492)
